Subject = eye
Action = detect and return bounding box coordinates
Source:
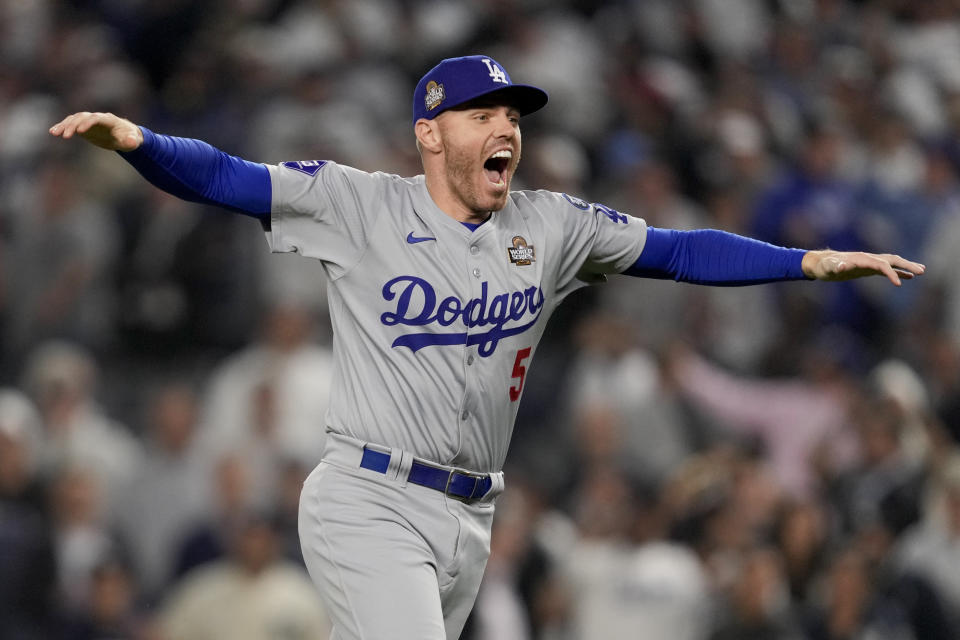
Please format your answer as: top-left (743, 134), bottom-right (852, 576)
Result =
top-left (474, 113), bottom-right (489, 121)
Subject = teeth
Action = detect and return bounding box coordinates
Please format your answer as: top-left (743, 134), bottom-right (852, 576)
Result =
top-left (490, 150), bottom-right (512, 160)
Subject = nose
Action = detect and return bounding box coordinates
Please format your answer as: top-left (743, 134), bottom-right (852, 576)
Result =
top-left (492, 109), bottom-right (517, 139)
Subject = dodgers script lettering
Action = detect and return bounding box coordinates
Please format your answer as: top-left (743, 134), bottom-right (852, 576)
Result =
top-left (380, 276), bottom-right (545, 357)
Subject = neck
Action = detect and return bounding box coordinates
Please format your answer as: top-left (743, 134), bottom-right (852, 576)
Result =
top-left (424, 173), bottom-right (491, 225)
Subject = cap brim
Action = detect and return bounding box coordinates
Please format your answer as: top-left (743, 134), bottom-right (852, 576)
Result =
top-left (458, 85), bottom-right (549, 117)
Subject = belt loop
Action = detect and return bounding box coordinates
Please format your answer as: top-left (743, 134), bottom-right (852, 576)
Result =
top-left (396, 450), bottom-right (413, 488)
top-left (481, 471), bottom-right (505, 503)
top-left (386, 447), bottom-right (402, 480)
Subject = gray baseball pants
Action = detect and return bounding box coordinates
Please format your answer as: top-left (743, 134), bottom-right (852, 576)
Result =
top-left (299, 433), bottom-right (504, 639)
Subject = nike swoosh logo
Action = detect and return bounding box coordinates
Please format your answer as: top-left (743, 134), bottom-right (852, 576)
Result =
top-left (406, 232), bottom-right (436, 244)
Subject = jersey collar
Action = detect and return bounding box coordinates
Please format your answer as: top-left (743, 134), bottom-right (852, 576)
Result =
top-left (413, 176), bottom-right (501, 242)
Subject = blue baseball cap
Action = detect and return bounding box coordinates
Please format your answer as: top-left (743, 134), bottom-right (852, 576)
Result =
top-left (412, 55), bottom-right (548, 125)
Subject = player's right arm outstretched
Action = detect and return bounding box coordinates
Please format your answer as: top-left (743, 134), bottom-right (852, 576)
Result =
top-left (49, 111), bottom-right (271, 219)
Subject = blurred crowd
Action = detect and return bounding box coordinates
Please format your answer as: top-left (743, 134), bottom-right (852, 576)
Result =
top-left (5, 0), bottom-right (960, 638)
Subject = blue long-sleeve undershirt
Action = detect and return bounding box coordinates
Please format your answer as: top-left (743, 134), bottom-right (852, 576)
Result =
top-left (118, 129), bottom-right (809, 286)
top-left (118, 127), bottom-right (271, 219)
top-left (624, 227), bottom-right (809, 285)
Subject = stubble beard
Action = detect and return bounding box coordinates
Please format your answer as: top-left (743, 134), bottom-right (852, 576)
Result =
top-left (442, 139), bottom-right (514, 215)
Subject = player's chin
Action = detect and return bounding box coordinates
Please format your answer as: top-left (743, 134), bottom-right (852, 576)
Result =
top-left (481, 177), bottom-right (511, 207)
top-left (480, 188), bottom-right (510, 212)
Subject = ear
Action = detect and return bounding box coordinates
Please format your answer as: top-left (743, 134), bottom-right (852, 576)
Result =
top-left (415, 118), bottom-right (442, 154)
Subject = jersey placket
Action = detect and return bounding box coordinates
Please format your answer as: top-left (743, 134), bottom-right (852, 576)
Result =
top-left (457, 225), bottom-right (494, 465)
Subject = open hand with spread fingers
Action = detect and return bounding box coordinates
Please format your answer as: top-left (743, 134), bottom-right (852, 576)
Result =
top-left (49, 111), bottom-right (143, 152)
top-left (801, 250), bottom-right (925, 286)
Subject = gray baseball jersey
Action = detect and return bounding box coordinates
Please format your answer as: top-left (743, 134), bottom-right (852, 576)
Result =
top-left (265, 159), bottom-right (647, 473)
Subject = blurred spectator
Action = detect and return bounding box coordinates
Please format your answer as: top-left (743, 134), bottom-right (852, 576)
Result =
top-left (60, 557), bottom-right (160, 640)
top-left (114, 383), bottom-right (213, 601)
top-left (861, 109), bottom-right (926, 198)
top-left (686, 188), bottom-right (782, 371)
top-left (857, 127), bottom-right (951, 323)
top-left (772, 499), bottom-right (830, 605)
top-left (151, 207), bottom-right (263, 349)
top-left (21, 340), bottom-right (143, 517)
top-left (468, 488), bottom-right (538, 640)
top-left (869, 358), bottom-right (933, 465)
top-left (273, 457), bottom-right (310, 566)
top-left (750, 124), bottom-right (857, 249)
top-left (704, 108), bottom-right (776, 200)
top-left (202, 303), bottom-right (335, 483)
top-left (668, 344), bottom-right (861, 498)
top-left (758, 17), bottom-right (824, 152)
top-left (888, 0), bottom-right (960, 119)
top-left (804, 540), bottom-right (956, 640)
top-left (160, 512), bottom-right (330, 640)
top-left (0, 388), bottom-right (45, 509)
top-left (803, 546), bottom-right (874, 640)
top-left (598, 159), bottom-right (708, 347)
top-left (827, 396), bottom-right (926, 538)
top-left (665, 448), bottom-right (785, 598)
top-left (692, 0), bottom-right (770, 63)
top-left (112, 190), bottom-right (205, 345)
top-left (895, 457), bottom-right (960, 628)
top-left (612, 158), bottom-right (707, 235)
top-left (508, 478), bottom-right (580, 640)
top-left (561, 313), bottom-right (693, 490)
top-left (173, 451), bottom-right (255, 581)
top-left (502, 10), bottom-right (612, 140)
top-left (918, 150), bottom-right (960, 340)
top-left (2, 158), bottom-right (119, 362)
top-left (750, 124), bottom-right (886, 337)
top-left (923, 332), bottom-right (960, 445)
top-left (48, 464), bottom-right (127, 618)
top-left (520, 132), bottom-right (590, 195)
top-left (565, 468), bottom-right (711, 640)
top-left (709, 547), bottom-right (805, 640)
top-left (0, 389), bottom-right (57, 639)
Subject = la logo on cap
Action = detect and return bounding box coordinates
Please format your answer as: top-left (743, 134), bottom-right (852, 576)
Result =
top-left (482, 58), bottom-right (508, 84)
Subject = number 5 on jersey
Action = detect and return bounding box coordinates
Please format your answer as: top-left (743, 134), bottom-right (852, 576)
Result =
top-left (509, 347), bottom-right (532, 401)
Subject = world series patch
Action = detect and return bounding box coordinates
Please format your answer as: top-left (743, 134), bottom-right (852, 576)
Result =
top-left (425, 80), bottom-right (445, 111)
top-left (507, 236), bottom-right (535, 266)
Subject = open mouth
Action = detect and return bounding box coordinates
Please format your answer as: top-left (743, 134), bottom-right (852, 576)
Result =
top-left (483, 150), bottom-right (512, 186)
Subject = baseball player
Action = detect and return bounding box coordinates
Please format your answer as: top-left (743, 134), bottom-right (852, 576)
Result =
top-left (51, 55), bottom-right (923, 640)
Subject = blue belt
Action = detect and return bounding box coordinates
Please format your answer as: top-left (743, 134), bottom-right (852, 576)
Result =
top-left (359, 447), bottom-right (493, 503)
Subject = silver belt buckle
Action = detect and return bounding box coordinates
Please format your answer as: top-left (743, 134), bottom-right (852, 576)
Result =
top-left (444, 468), bottom-right (486, 502)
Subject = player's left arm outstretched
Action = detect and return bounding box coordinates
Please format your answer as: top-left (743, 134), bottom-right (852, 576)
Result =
top-left (622, 226), bottom-right (924, 287)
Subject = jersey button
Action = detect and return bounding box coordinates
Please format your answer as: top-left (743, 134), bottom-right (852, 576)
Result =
top-left (470, 245), bottom-right (480, 255)
top-left (461, 411), bottom-right (469, 421)
top-left (466, 355), bottom-right (475, 365)
top-left (472, 268), bottom-right (481, 278)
